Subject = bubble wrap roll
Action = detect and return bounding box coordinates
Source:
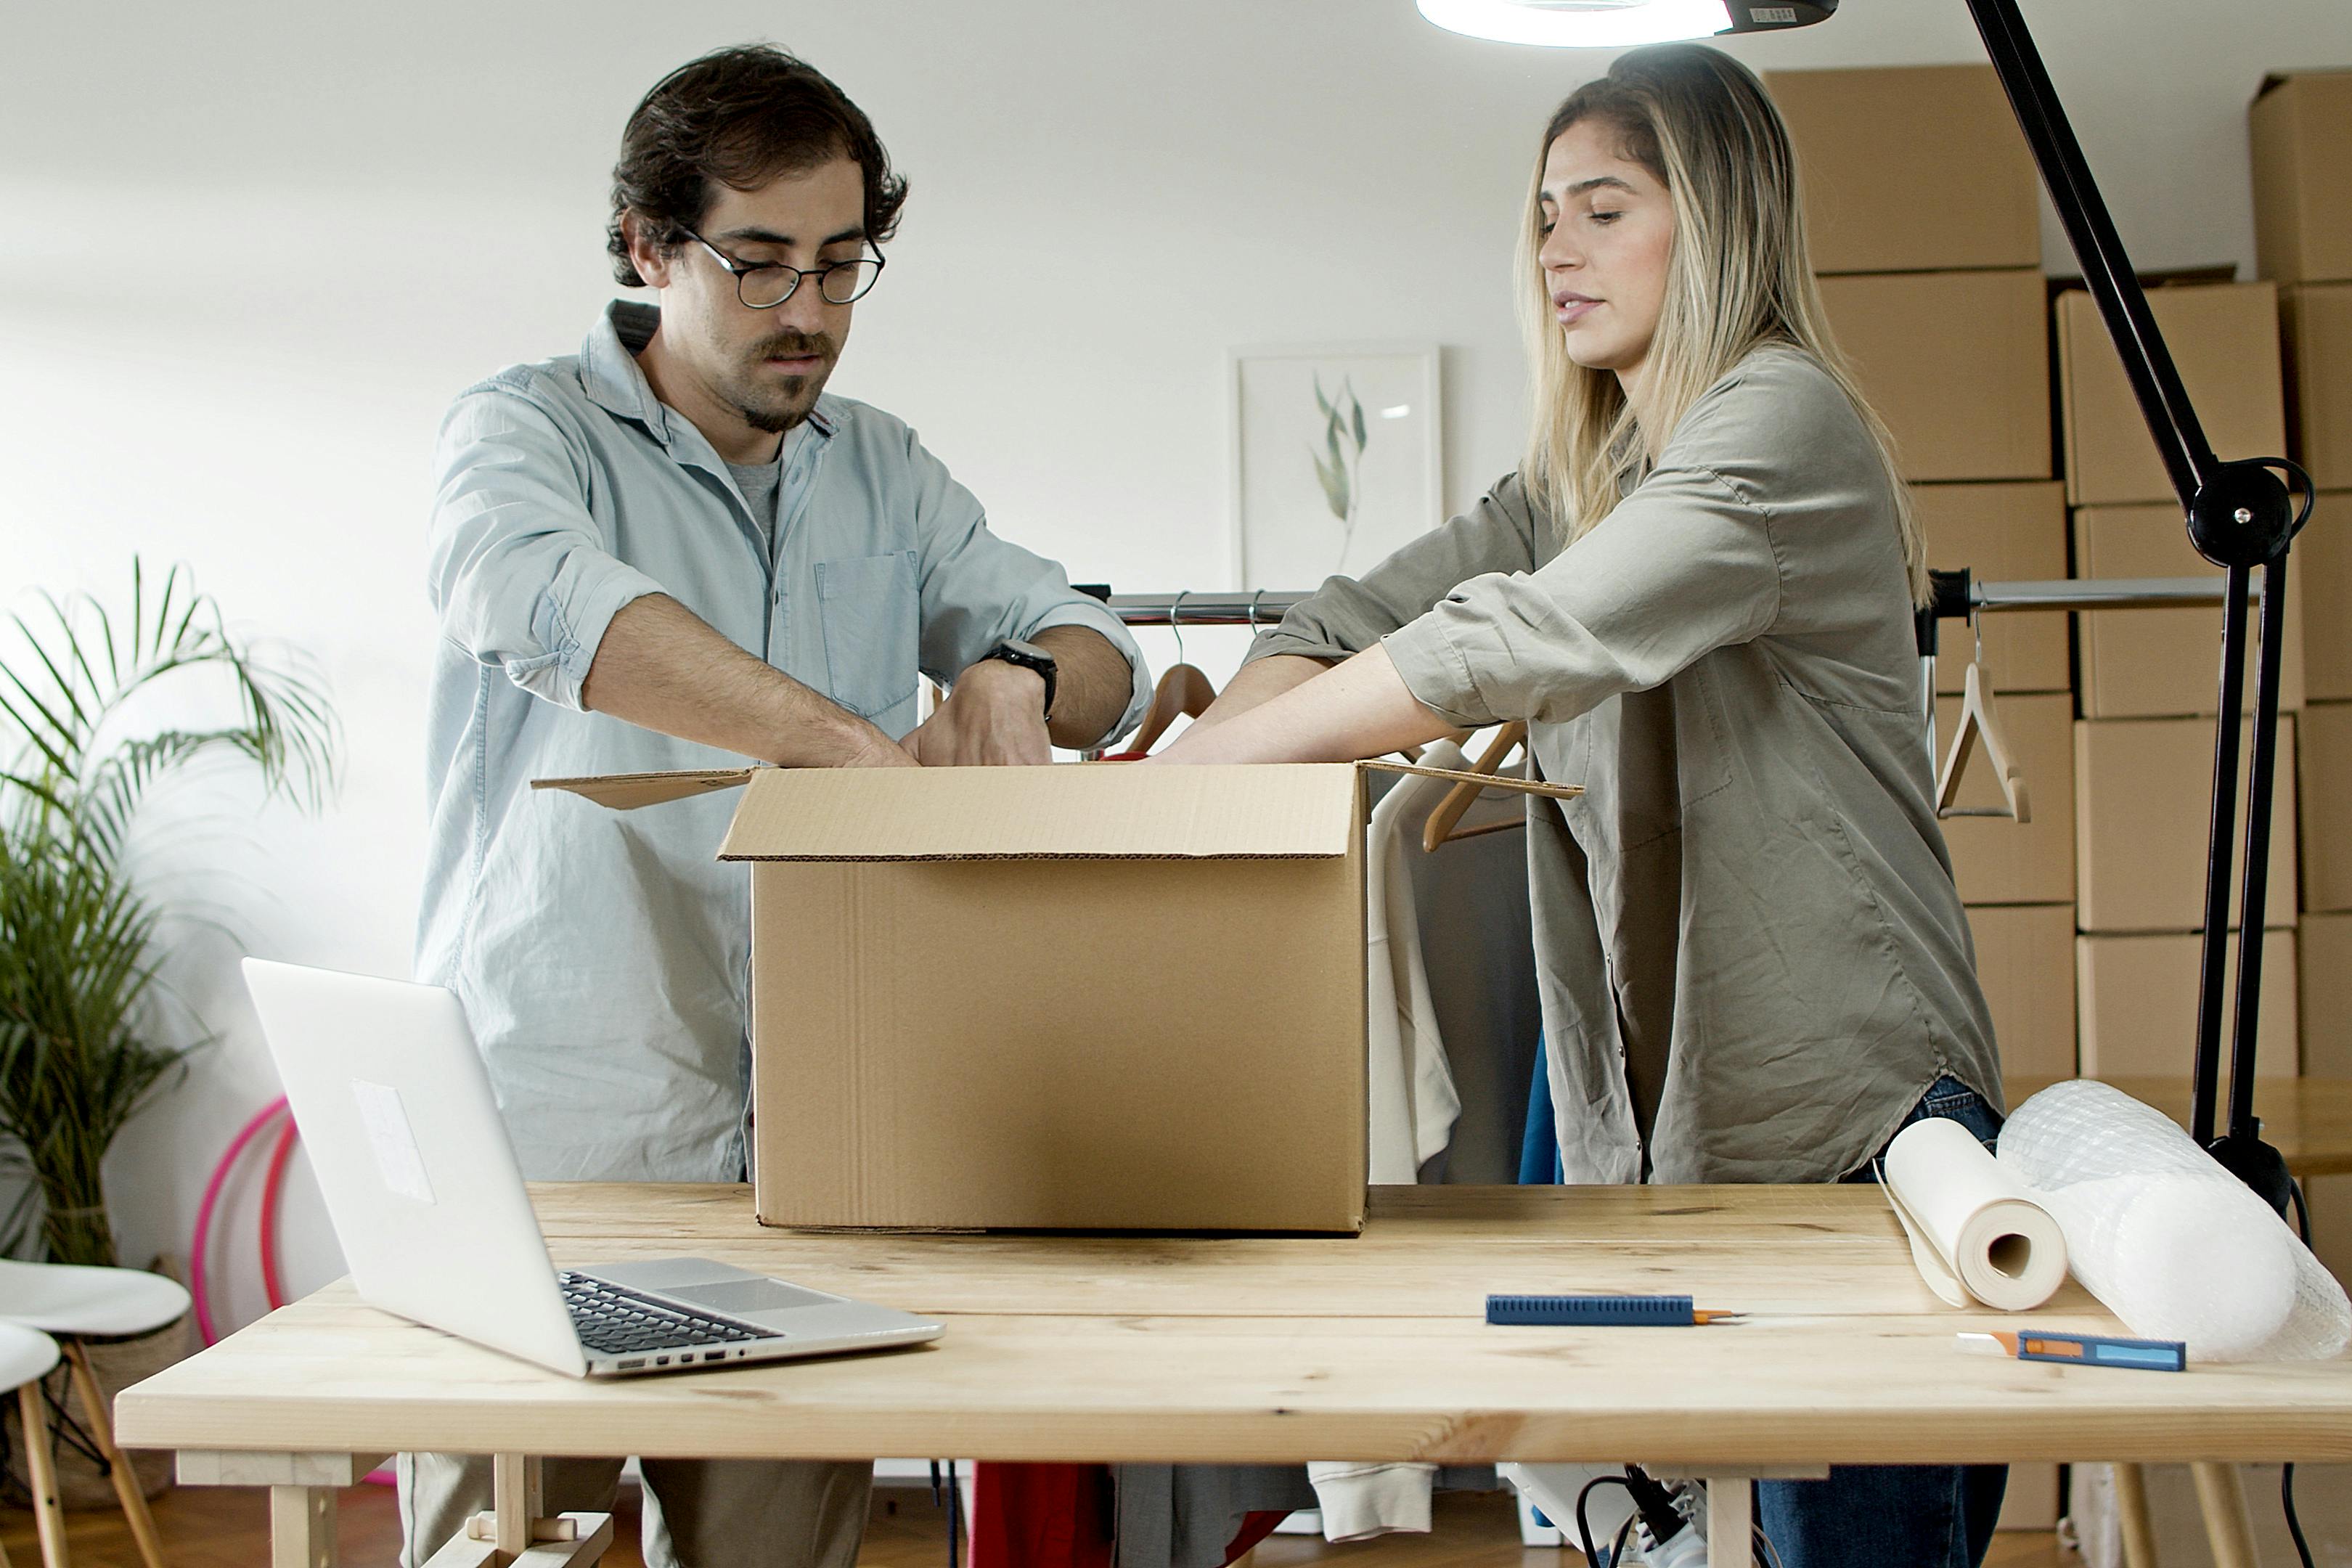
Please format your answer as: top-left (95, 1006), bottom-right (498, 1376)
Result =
top-left (1997, 1079), bottom-right (2349, 1363)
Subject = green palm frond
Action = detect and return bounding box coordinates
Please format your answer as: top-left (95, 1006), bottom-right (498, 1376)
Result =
top-left (0, 558), bottom-right (338, 1265)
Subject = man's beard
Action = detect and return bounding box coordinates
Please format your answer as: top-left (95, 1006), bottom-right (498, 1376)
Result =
top-left (730, 329), bottom-right (838, 433)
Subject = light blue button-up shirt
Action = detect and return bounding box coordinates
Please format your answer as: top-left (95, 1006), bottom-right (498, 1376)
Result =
top-left (418, 301), bottom-right (1150, 1182)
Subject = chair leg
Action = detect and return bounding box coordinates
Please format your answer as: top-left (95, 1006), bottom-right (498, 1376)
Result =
top-left (17, 1381), bottom-right (70, 1568)
top-left (60, 1341), bottom-right (166, 1568)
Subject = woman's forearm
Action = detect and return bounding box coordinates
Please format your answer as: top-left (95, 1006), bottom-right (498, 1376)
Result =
top-left (1185, 653), bottom-right (1331, 731)
top-left (1151, 645), bottom-right (1455, 765)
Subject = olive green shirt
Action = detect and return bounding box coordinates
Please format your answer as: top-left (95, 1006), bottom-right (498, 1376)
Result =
top-left (1247, 346), bottom-right (2003, 1184)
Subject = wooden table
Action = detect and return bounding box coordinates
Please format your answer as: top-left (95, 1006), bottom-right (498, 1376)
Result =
top-left (117, 1184), bottom-right (2352, 1568)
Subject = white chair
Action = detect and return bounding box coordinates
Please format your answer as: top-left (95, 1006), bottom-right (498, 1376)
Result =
top-left (0, 1319), bottom-right (67, 1567)
top-left (0, 1261), bottom-right (189, 1568)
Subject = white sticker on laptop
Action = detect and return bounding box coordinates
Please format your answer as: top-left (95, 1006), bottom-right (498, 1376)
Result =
top-left (350, 1079), bottom-right (436, 1204)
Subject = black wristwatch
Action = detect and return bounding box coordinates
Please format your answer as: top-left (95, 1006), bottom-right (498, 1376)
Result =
top-left (979, 639), bottom-right (1058, 719)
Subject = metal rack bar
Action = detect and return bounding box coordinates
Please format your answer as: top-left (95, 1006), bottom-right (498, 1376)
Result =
top-left (1089, 578), bottom-right (2255, 628)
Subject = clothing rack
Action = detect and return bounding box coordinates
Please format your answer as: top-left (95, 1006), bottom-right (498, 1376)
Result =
top-left (1084, 574), bottom-right (2260, 630)
top-left (1085, 575), bottom-right (2269, 769)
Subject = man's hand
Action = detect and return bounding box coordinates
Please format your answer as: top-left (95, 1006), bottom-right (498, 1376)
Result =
top-left (904, 660), bottom-right (1053, 766)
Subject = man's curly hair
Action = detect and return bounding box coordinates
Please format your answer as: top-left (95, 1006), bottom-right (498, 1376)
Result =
top-left (608, 44), bottom-right (908, 285)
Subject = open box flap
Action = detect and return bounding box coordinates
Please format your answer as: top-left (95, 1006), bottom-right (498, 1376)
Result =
top-left (719, 762), bottom-right (1362, 861)
top-left (532, 769), bottom-right (756, 810)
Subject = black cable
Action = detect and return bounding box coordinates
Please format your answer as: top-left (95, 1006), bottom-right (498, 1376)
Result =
top-left (1574, 1473), bottom-right (1638, 1567)
top-left (944, 1461), bottom-right (962, 1568)
top-left (2289, 1175), bottom-right (2313, 1244)
top-left (2282, 1463), bottom-right (2315, 1568)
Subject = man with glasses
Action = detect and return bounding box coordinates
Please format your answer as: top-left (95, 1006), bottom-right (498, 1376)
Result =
top-left (412, 44), bottom-right (1149, 1568)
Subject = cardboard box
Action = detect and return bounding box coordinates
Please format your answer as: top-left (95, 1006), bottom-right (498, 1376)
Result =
top-left (1916, 482), bottom-right (2069, 695)
top-left (535, 761), bottom-right (1568, 1233)
top-left (2282, 283), bottom-right (2352, 488)
top-left (1935, 692), bottom-right (2073, 905)
top-left (2302, 701), bottom-right (2352, 912)
top-left (1964, 904), bottom-right (2076, 1078)
top-left (2077, 928), bottom-right (2300, 1080)
top-left (1995, 1463), bottom-right (2060, 1533)
top-left (2304, 493), bottom-right (2352, 702)
top-left (2057, 282), bottom-right (2287, 507)
top-left (2073, 503), bottom-right (2306, 717)
top-left (1765, 65), bottom-right (2040, 276)
top-left (2074, 715), bottom-right (2298, 933)
top-left (2313, 1175), bottom-right (2352, 1293)
top-left (1820, 271), bottom-right (2051, 482)
top-left (2302, 910), bottom-right (2352, 1077)
top-left (2250, 70), bottom-right (2352, 285)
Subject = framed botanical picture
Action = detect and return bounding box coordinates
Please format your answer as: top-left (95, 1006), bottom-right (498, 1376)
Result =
top-left (1228, 342), bottom-right (1444, 589)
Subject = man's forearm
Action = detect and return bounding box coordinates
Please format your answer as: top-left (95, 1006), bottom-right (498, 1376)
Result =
top-left (581, 593), bottom-right (908, 767)
top-left (1032, 625), bottom-right (1135, 749)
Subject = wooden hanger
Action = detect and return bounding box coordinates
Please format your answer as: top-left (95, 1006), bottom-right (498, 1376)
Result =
top-left (1126, 593), bottom-right (1220, 755)
top-left (1129, 663), bottom-right (1218, 755)
top-left (1935, 661), bottom-right (2030, 823)
top-left (1422, 721), bottom-right (1530, 852)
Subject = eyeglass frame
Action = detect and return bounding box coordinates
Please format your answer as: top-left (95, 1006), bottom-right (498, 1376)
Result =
top-left (682, 229), bottom-right (887, 309)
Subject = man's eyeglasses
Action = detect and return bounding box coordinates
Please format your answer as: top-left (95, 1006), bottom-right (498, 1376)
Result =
top-left (685, 230), bottom-right (886, 309)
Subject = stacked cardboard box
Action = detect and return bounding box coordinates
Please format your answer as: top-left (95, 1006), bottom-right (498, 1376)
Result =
top-left (1773, 64), bottom-right (2065, 1519)
top-left (2059, 279), bottom-right (2303, 1082)
top-left (2253, 70), bottom-right (2352, 1289)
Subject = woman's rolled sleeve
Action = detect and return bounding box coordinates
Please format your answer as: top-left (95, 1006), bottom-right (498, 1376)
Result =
top-left (429, 388), bottom-right (667, 712)
top-left (1381, 462), bottom-right (1784, 727)
top-left (1244, 473), bottom-right (1547, 669)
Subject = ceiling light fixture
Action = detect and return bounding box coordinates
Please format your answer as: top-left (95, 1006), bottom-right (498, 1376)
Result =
top-left (1414, 0), bottom-right (1835, 48)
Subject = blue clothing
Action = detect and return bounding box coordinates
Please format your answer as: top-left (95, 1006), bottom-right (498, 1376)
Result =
top-left (1755, 1076), bottom-right (2009, 1568)
top-left (1516, 1033), bottom-right (1561, 1185)
top-left (417, 301), bottom-right (1150, 1183)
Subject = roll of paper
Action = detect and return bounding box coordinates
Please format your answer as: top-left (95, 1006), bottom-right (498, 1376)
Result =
top-left (1882, 1116), bottom-right (2068, 1312)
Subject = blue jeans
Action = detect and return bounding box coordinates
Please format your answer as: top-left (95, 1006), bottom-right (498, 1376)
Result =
top-left (1752, 1076), bottom-right (2011, 1568)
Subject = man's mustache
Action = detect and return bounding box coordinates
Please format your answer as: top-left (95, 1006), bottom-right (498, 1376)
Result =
top-left (751, 332), bottom-right (836, 362)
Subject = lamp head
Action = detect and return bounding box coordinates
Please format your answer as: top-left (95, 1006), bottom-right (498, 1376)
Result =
top-left (1416, 0), bottom-right (1835, 47)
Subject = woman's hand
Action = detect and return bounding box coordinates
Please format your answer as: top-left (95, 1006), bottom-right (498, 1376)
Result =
top-left (1148, 644), bottom-right (1458, 766)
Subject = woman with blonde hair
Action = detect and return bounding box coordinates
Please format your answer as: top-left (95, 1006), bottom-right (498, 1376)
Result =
top-left (1151, 41), bottom-right (2007, 1566)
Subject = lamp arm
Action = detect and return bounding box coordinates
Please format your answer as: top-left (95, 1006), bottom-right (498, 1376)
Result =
top-left (1957, 0), bottom-right (2306, 1209)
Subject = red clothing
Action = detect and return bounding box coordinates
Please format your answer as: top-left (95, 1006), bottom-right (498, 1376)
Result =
top-left (968, 1463), bottom-right (1287, 1568)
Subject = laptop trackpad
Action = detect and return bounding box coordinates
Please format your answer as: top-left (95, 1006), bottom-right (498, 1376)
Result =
top-left (671, 1278), bottom-right (841, 1315)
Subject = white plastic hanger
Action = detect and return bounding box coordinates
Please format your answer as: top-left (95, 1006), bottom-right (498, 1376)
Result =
top-left (1935, 622), bottom-right (2030, 823)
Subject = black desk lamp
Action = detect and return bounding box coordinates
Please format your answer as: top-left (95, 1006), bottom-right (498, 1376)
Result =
top-left (1418, 0), bottom-right (2316, 1215)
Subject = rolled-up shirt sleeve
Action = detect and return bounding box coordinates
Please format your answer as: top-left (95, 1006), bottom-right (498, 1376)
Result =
top-left (428, 388), bottom-right (667, 712)
top-left (1381, 459), bottom-right (1784, 729)
top-left (1245, 473), bottom-right (1546, 667)
top-left (906, 429), bottom-right (1151, 743)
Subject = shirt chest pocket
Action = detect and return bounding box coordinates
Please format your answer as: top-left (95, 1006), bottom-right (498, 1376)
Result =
top-left (815, 550), bottom-right (920, 719)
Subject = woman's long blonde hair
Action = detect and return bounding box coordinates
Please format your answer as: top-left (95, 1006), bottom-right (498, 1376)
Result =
top-left (1519, 44), bottom-right (1927, 605)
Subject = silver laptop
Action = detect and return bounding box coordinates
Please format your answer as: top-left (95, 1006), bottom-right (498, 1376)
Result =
top-left (241, 958), bottom-right (943, 1378)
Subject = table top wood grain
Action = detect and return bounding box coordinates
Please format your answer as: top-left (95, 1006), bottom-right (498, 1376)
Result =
top-left (115, 1183), bottom-right (2352, 1469)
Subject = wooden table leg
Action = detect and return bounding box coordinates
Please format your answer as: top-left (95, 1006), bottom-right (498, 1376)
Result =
top-left (16, 1381), bottom-right (69, 1568)
top-left (1707, 1477), bottom-right (1753, 1568)
top-left (2191, 1462), bottom-right (2259, 1568)
top-left (2114, 1463), bottom-right (2160, 1568)
top-left (60, 1341), bottom-right (168, 1568)
top-left (269, 1486), bottom-right (333, 1568)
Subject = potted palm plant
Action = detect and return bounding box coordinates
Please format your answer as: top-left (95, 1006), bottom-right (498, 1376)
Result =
top-left (0, 558), bottom-right (337, 1503)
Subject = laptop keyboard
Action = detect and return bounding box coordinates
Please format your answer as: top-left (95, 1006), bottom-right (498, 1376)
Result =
top-left (560, 1273), bottom-right (772, 1358)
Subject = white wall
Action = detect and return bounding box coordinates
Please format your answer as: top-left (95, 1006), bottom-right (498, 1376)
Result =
top-left (1, 0), bottom-right (2345, 1329)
